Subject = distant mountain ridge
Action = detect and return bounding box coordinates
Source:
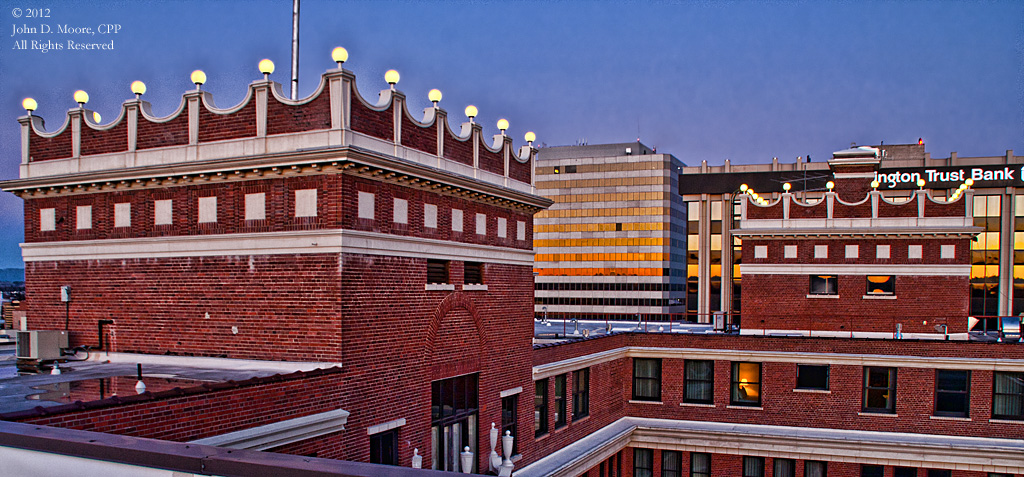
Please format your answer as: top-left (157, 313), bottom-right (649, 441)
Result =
top-left (0, 269), bottom-right (24, 282)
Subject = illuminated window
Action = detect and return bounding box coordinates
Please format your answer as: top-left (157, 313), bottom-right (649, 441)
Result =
top-left (809, 275), bottom-right (838, 295)
top-left (863, 367), bottom-right (897, 413)
top-left (731, 362), bottom-right (761, 406)
top-left (866, 276), bottom-right (894, 295)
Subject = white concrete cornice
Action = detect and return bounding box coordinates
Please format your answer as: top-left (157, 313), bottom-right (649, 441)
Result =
top-left (21, 228), bottom-right (536, 266)
top-left (189, 408), bottom-right (349, 451)
top-left (739, 264), bottom-right (971, 276)
top-left (533, 346), bottom-right (1024, 381)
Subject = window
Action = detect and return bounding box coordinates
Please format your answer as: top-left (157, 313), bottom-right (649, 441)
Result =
top-left (754, 245), bottom-right (767, 258)
top-left (452, 208), bottom-right (463, 232)
top-left (860, 465), bottom-right (883, 477)
top-left (876, 244), bottom-right (891, 259)
top-left (784, 245), bottom-right (797, 258)
top-left (633, 358), bottom-right (661, 401)
top-left (866, 276), bottom-right (895, 295)
top-left (894, 468), bottom-right (918, 477)
top-left (742, 456), bottom-right (764, 477)
top-left (476, 213), bottom-right (486, 235)
top-left (154, 199), bottom-right (172, 225)
top-left (424, 203), bottom-right (437, 228)
top-left (565, 165), bottom-right (577, 173)
top-left (534, 380), bottom-right (548, 437)
top-left (634, 448), bottom-right (653, 477)
top-left (935, 370), bottom-right (970, 417)
top-left (369, 429), bottom-right (398, 466)
top-left (845, 244), bottom-right (859, 258)
top-left (198, 196), bottom-right (216, 223)
top-left (427, 259), bottom-right (449, 284)
top-left (573, 368), bottom-right (590, 419)
top-left (926, 471), bottom-right (950, 477)
top-left (393, 198), bottom-right (408, 224)
top-left (684, 360), bottom-right (714, 404)
top-left (690, 453), bottom-right (710, 477)
top-left (731, 362), bottom-right (761, 406)
top-left (430, 374), bottom-right (478, 472)
top-left (796, 365), bottom-right (829, 390)
top-left (357, 191), bottom-right (374, 219)
top-left (863, 367), bottom-right (897, 413)
top-left (114, 203), bottom-right (131, 228)
top-left (809, 275), bottom-right (838, 295)
top-left (554, 374), bottom-right (567, 428)
top-left (40, 208), bottom-right (56, 231)
top-left (76, 205), bottom-right (92, 229)
top-left (294, 189), bottom-right (317, 217)
top-left (498, 217), bottom-right (507, 238)
top-left (662, 450), bottom-right (682, 477)
top-left (517, 220), bottom-right (526, 241)
top-left (814, 244), bottom-right (828, 258)
top-left (804, 461), bottom-right (827, 477)
top-left (909, 244), bottom-right (923, 259)
top-left (941, 244), bottom-right (955, 259)
top-left (501, 394), bottom-right (518, 456)
top-left (992, 371), bottom-right (1023, 420)
top-left (464, 262), bottom-right (483, 285)
top-left (773, 459), bottom-right (795, 477)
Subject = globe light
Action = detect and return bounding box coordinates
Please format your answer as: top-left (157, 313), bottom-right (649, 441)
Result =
top-left (871, 180), bottom-right (879, 189)
top-left (131, 80), bottom-right (147, 98)
top-left (524, 131), bottom-right (536, 145)
top-left (783, 183), bottom-right (791, 191)
top-left (22, 97), bottom-right (37, 113)
top-left (191, 70), bottom-right (207, 89)
top-left (92, 112), bottom-right (101, 123)
top-left (73, 90), bottom-right (89, 106)
top-left (965, 178), bottom-right (974, 187)
top-left (384, 69), bottom-right (400, 87)
top-left (740, 184), bottom-right (748, 192)
top-left (826, 181), bottom-right (834, 191)
top-left (916, 178), bottom-right (926, 189)
top-left (497, 118), bottom-right (509, 133)
top-left (428, 89), bottom-right (442, 106)
top-left (331, 47), bottom-right (348, 67)
top-left (464, 105), bottom-right (478, 123)
top-left (259, 59), bottom-right (275, 77)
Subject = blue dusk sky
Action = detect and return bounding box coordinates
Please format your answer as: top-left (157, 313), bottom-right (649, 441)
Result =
top-left (0, 0), bottom-right (1021, 268)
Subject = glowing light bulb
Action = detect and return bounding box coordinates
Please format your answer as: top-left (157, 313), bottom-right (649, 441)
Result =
top-left (258, 59), bottom-right (275, 76)
top-left (331, 47), bottom-right (348, 67)
top-left (73, 90), bottom-right (89, 106)
top-left (22, 97), bottom-right (37, 113)
top-left (130, 80), bottom-right (147, 97)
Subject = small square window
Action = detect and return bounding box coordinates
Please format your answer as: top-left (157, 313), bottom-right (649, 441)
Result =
top-left (866, 276), bottom-right (895, 295)
top-left (427, 259), bottom-right (449, 284)
top-left (76, 205), bottom-right (92, 230)
top-left (424, 204), bottom-right (438, 229)
top-left (154, 199), bottom-right (173, 225)
top-left (784, 245), bottom-right (797, 258)
top-left (294, 189), bottom-right (317, 217)
top-left (452, 209), bottom-right (464, 232)
top-left (909, 244), bottom-right (923, 259)
top-left (940, 244), bottom-right (955, 259)
top-left (40, 208), bottom-right (56, 231)
top-left (809, 275), bottom-right (838, 295)
top-left (464, 262), bottom-right (483, 285)
top-left (198, 196), bottom-right (217, 223)
top-left (876, 244), bottom-right (891, 259)
top-left (476, 213), bottom-right (487, 235)
top-left (358, 192), bottom-right (374, 220)
top-left (114, 203), bottom-right (131, 228)
top-left (845, 244), bottom-right (859, 258)
top-left (393, 198), bottom-right (408, 224)
top-left (245, 193), bottom-right (265, 221)
top-left (796, 364), bottom-right (829, 390)
top-left (754, 246), bottom-right (767, 259)
top-left (814, 245), bottom-right (828, 258)
top-left (517, 220), bottom-right (526, 241)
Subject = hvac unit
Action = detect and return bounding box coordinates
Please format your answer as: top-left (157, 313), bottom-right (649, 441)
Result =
top-left (16, 330), bottom-right (68, 360)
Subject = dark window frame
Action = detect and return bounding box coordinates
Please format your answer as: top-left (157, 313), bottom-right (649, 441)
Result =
top-left (662, 450), bottom-right (682, 477)
top-left (633, 448), bottom-right (653, 477)
top-left (773, 458), bottom-right (796, 477)
top-left (809, 275), bottom-right (838, 295)
top-left (501, 394), bottom-right (519, 456)
top-left (534, 380), bottom-right (548, 437)
top-left (427, 259), bottom-right (450, 284)
top-left (804, 460), bottom-right (828, 477)
top-left (633, 358), bottom-right (662, 401)
top-left (573, 368), bottom-right (590, 419)
top-left (934, 369), bottom-right (970, 418)
top-left (863, 367), bottom-right (897, 414)
top-left (866, 275), bottom-right (895, 295)
top-left (369, 428), bottom-right (399, 466)
top-left (554, 374), bottom-right (567, 428)
top-left (463, 261), bottom-right (483, 285)
top-left (992, 371), bottom-right (1024, 420)
top-left (731, 362), bottom-right (762, 407)
top-left (796, 364), bottom-right (830, 391)
top-left (684, 360), bottom-right (714, 404)
top-left (893, 468), bottom-right (918, 477)
top-left (690, 452), bottom-right (711, 477)
top-left (860, 465), bottom-right (884, 477)
top-left (742, 456), bottom-right (764, 477)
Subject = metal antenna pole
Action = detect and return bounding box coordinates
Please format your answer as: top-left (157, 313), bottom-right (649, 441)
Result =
top-left (290, 0), bottom-right (300, 100)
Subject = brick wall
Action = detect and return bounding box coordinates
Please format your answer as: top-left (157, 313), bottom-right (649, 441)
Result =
top-left (136, 110), bottom-right (189, 150)
top-left (266, 89), bottom-right (331, 135)
top-left (479, 144), bottom-right (504, 175)
top-left (80, 119), bottom-right (128, 156)
top-left (28, 126), bottom-right (73, 161)
top-left (401, 109), bottom-right (438, 155)
top-left (198, 100), bottom-right (256, 142)
top-left (509, 155), bottom-right (531, 184)
top-left (444, 130), bottom-right (474, 167)
top-left (350, 97), bottom-right (393, 141)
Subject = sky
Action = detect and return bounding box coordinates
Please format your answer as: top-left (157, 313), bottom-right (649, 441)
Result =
top-left (0, 0), bottom-right (1021, 268)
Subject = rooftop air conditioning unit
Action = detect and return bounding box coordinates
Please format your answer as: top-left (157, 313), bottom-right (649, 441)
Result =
top-left (17, 330), bottom-right (68, 360)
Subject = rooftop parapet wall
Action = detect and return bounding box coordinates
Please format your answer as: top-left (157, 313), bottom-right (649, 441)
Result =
top-left (17, 66), bottom-right (537, 195)
top-left (743, 189), bottom-right (974, 223)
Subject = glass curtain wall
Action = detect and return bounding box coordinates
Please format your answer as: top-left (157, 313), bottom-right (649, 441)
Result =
top-left (971, 195), bottom-right (1001, 316)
